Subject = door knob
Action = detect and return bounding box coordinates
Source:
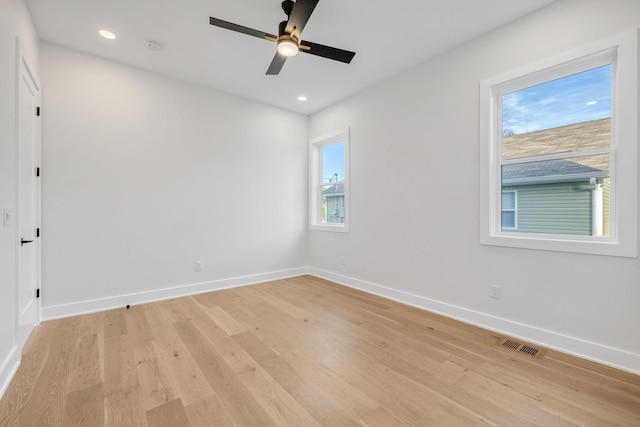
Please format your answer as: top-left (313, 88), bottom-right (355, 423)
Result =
top-left (20, 238), bottom-right (33, 246)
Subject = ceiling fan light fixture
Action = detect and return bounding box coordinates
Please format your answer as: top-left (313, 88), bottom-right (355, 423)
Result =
top-left (277, 37), bottom-right (299, 57)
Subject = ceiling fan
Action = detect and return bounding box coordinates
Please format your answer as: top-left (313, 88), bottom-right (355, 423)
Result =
top-left (209, 0), bottom-right (356, 75)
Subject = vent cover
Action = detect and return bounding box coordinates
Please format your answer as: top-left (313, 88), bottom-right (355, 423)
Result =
top-left (520, 344), bottom-right (540, 357)
top-left (502, 339), bottom-right (521, 350)
top-left (498, 338), bottom-right (546, 359)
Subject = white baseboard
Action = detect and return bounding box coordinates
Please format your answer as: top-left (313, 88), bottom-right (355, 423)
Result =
top-left (37, 265), bottom-right (640, 376)
top-left (40, 267), bottom-right (308, 321)
top-left (308, 267), bottom-right (640, 376)
top-left (0, 345), bottom-right (20, 400)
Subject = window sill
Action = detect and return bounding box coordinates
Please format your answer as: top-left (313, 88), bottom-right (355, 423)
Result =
top-left (480, 231), bottom-right (636, 258)
top-left (309, 223), bottom-right (349, 233)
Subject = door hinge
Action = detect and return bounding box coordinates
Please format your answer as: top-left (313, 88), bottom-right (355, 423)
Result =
top-left (36, 288), bottom-right (40, 298)
top-left (36, 227), bottom-right (40, 238)
top-left (36, 106), bottom-right (40, 116)
top-left (36, 167), bottom-right (40, 177)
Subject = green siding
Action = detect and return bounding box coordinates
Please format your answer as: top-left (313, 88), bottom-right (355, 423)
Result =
top-left (603, 177), bottom-right (610, 237)
top-left (504, 182), bottom-right (592, 235)
top-left (323, 195), bottom-right (345, 224)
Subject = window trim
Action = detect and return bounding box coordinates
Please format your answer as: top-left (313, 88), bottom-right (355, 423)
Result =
top-left (480, 29), bottom-right (638, 257)
top-left (309, 128), bottom-right (350, 232)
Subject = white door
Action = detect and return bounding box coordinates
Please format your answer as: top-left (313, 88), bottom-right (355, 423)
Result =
top-left (16, 44), bottom-right (40, 348)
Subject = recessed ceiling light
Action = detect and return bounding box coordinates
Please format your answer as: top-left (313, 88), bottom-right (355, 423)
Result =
top-left (99, 29), bottom-right (116, 40)
top-left (297, 96), bottom-right (307, 101)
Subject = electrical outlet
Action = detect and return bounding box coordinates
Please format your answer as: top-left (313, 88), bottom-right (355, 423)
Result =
top-left (194, 261), bottom-right (202, 272)
top-left (490, 284), bottom-right (501, 299)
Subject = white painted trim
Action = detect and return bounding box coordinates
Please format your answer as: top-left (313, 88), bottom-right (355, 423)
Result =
top-left (308, 267), bottom-right (640, 376)
top-left (40, 267), bottom-right (308, 321)
top-left (0, 345), bottom-right (20, 400)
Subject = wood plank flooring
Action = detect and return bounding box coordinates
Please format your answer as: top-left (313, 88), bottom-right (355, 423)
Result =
top-left (1, 275), bottom-right (639, 426)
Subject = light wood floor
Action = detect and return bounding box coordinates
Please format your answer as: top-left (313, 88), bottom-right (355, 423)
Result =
top-left (1, 276), bottom-right (639, 426)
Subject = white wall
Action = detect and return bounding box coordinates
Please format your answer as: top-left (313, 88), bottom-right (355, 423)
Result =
top-left (308, 0), bottom-right (640, 374)
top-left (4, 1), bottom-right (639, 398)
top-left (0, 0), bottom-right (40, 396)
top-left (39, 43), bottom-right (308, 318)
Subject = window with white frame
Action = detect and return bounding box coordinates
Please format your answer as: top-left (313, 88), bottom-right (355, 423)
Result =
top-left (309, 129), bottom-right (349, 232)
top-left (480, 29), bottom-right (638, 257)
top-left (501, 191), bottom-right (517, 230)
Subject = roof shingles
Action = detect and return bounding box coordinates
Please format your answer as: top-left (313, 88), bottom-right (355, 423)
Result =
top-left (502, 118), bottom-right (610, 183)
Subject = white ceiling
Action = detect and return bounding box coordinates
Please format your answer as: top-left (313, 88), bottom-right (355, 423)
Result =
top-left (26, 0), bottom-right (555, 115)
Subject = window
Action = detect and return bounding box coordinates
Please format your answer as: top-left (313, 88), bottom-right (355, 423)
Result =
top-left (480, 30), bottom-right (638, 257)
top-left (501, 191), bottom-right (517, 230)
top-left (502, 63), bottom-right (612, 237)
top-left (310, 129), bottom-right (349, 232)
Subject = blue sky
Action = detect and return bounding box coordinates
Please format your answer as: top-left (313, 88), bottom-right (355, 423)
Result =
top-left (502, 64), bottom-right (611, 135)
top-left (322, 141), bottom-right (345, 183)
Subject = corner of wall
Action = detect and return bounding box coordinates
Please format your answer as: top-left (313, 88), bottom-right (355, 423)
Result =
top-left (40, 267), bottom-right (310, 321)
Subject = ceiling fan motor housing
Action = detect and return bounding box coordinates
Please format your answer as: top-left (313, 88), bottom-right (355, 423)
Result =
top-left (279, 20), bottom-right (296, 39)
top-left (277, 20), bottom-right (299, 56)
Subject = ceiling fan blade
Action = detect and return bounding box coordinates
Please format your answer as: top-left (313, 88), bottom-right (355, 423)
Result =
top-left (266, 53), bottom-right (287, 75)
top-left (209, 17), bottom-right (276, 41)
top-left (285, 0), bottom-right (319, 36)
top-left (299, 40), bottom-right (356, 64)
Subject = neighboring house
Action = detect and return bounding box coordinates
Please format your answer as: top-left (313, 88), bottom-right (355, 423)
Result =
top-left (501, 118), bottom-right (610, 236)
top-left (322, 183), bottom-right (345, 224)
